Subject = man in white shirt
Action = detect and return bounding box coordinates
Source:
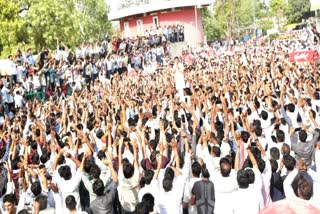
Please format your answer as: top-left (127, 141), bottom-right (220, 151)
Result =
top-left (8, 55), bottom-right (17, 89)
top-left (16, 60), bottom-right (24, 83)
top-left (65, 195), bottom-right (87, 214)
top-left (138, 170), bottom-right (160, 213)
top-left (158, 167), bottom-right (184, 214)
top-left (213, 158), bottom-right (238, 214)
top-left (13, 90), bottom-right (24, 109)
top-left (138, 170), bottom-right (158, 202)
top-left (233, 146), bottom-right (263, 214)
top-left (117, 137), bottom-right (140, 213)
top-left (183, 162), bottom-right (202, 214)
top-left (233, 168), bottom-right (261, 214)
top-left (173, 57), bottom-right (185, 98)
top-left (32, 70), bottom-right (41, 91)
top-left (52, 150), bottom-right (86, 212)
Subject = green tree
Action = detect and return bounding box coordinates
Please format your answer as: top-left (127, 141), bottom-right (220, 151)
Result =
top-left (26, 0), bottom-right (81, 50)
top-left (257, 19), bottom-right (273, 35)
top-left (76, 0), bottom-right (112, 41)
top-left (269, 0), bottom-right (286, 16)
top-left (269, 0), bottom-right (287, 30)
top-left (213, 0), bottom-right (241, 40)
top-left (26, 0), bottom-right (111, 50)
top-left (211, 0), bottom-right (264, 40)
top-left (0, 0), bottom-right (27, 57)
top-left (237, 0), bottom-right (261, 28)
top-left (285, 0), bottom-right (312, 24)
top-left (201, 8), bottom-right (225, 40)
top-left (0, 0), bottom-right (111, 57)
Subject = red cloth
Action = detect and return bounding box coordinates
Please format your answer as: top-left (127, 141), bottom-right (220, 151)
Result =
top-left (289, 50), bottom-right (319, 62)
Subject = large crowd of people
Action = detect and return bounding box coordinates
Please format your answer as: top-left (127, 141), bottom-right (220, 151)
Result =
top-left (0, 17), bottom-right (320, 214)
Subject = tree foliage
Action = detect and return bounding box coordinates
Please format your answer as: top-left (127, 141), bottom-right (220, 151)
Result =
top-left (257, 19), bottom-right (273, 35)
top-left (203, 0), bottom-right (264, 40)
top-left (285, 0), bottom-right (312, 24)
top-left (269, 0), bottom-right (286, 16)
top-left (0, 0), bottom-right (26, 57)
top-left (0, 0), bottom-right (111, 57)
top-left (201, 8), bottom-right (225, 41)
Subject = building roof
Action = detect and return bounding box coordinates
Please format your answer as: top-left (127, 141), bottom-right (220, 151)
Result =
top-left (109, 0), bottom-right (212, 21)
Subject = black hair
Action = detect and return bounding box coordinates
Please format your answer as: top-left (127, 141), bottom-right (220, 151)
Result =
top-left (31, 153), bottom-right (40, 165)
top-left (283, 155), bottom-right (296, 171)
top-left (237, 169), bottom-right (249, 189)
top-left (45, 174), bottom-right (52, 181)
top-left (35, 129), bottom-right (41, 137)
top-left (87, 121), bottom-right (94, 131)
top-left (149, 140), bottom-right (157, 151)
top-left (252, 119), bottom-right (261, 128)
top-left (65, 195), bottom-right (77, 210)
top-left (297, 177), bottom-right (313, 200)
top-left (260, 110), bottom-right (268, 120)
top-left (270, 159), bottom-right (278, 173)
top-left (123, 162), bottom-right (134, 179)
top-left (298, 130), bottom-right (307, 142)
top-left (30, 140), bottom-right (38, 150)
top-left (135, 202), bottom-right (148, 214)
top-left (282, 143), bottom-right (291, 156)
top-left (201, 163), bottom-right (210, 179)
top-left (96, 129), bottom-right (104, 139)
top-left (142, 193), bottom-right (155, 213)
top-left (35, 195), bottom-right (48, 211)
top-left (280, 118), bottom-right (287, 126)
top-left (246, 168), bottom-right (255, 184)
top-left (97, 150), bottom-right (106, 160)
top-left (191, 162), bottom-right (201, 177)
top-left (84, 159), bottom-right (93, 173)
top-left (255, 126), bottom-right (263, 137)
top-left (310, 110), bottom-right (316, 119)
top-left (144, 170), bottom-right (155, 185)
top-left (92, 179), bottom-right (105, 196)
top-left (31, 181), bottom-right (42, 197)
top-left (3, 193), bottom-right (16, 204)
top-left (241, 131), bottom-right (250, 143)
top-left (214, 120), bottom-right (224, 131)
top-left (40, 152), bottom-right (50, 164)
top-left (257, 158), bottom-right (266, 173)
top-left (211, 146), bottom-right (221, 157)
top-left (163, 177), bottom-right (173, 192)
top-left (57, 155), bottom-right (65, 165)
top-left (297, 113), bottom-right (302, 123)
top-left (287, 103), bottom-right (295, 112)
top-left (276, 130), bottom-right (285, 142)
top-left (90, 164), bottom-right (101, 179)
top-left (164, 167), bottom-right (175, 181)
top-left (270, 147), bottom-right (280, 160)
top-left (220, 161), bottom-right (231, 177)
top-left (76, 124), bottom-right (83, 130)
top-left (58, 165), bottom-right (72, 180)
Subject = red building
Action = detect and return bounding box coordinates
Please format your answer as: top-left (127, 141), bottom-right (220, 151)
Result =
top-left (109, 0), bottom-right (212, 46)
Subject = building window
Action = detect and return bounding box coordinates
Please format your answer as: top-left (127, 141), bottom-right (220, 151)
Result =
top-left (124, 22), bottom-right (131, 37)
top-left (137, 19), bottom-right (144, 35)
top-left (153, 16), bottom-right (159, 28)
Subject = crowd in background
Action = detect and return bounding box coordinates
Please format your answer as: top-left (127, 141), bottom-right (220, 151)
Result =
top-left (143, 25), bottom-right (185, 43)
top-left (0, 17), bottom-right (319, 214)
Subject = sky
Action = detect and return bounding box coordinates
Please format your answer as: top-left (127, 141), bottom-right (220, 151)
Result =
top-left (107, 0), bottom-right (118, 13)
